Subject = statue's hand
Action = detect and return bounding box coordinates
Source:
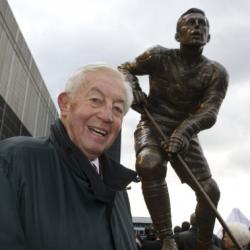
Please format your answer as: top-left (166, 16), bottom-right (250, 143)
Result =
top-left (166, 134), bottom-right (189, 156)
top-left (168, 135), bottom-right (189, 154)
top-left (160, 140), bottom-right (173, 159)
top-left (131, 89), bottom-right (148, 114)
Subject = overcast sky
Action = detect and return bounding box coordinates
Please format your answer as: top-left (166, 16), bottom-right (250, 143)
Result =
top-left (7, 0), bottom-right (250, 232)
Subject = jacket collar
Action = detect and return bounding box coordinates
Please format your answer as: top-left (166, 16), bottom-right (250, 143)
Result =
top-left (49, 119), bottom-right (139, 203)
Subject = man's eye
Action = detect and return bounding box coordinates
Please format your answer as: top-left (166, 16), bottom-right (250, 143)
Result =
top-left (199, 19), bottom-right (206, 26)
top-left (113, 106), bottom-right (123, 115)
top-left (90, 98), bottom-right (102, 104)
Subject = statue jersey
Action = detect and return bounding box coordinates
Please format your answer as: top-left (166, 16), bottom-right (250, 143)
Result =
top-left (124, 45), bottom-right (228, 133)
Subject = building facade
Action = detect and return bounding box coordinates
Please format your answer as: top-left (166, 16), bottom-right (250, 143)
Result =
top-left (0, 0), bottom-right (58, 139)
top-left (133, 216), bottom-right (152, 237)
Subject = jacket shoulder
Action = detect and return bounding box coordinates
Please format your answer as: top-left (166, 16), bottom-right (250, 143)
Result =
top-left (0, 136), bottom-right (54, 176)
top-left (0, 136), bottom-right (52, 159)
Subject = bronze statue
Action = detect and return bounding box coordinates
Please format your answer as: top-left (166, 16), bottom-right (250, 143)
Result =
top-left (119, 8), bottom-right (228, 250)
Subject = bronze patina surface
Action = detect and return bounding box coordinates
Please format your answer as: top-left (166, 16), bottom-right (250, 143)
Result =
top-left (119, 8), bottom-right (228, 250)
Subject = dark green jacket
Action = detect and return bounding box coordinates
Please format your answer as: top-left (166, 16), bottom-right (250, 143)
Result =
top-left (0, 120), bottom-right (138, 250)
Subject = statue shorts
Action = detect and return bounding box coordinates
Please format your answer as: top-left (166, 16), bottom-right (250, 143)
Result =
top-left (134, 119), bottom-right (211, 184)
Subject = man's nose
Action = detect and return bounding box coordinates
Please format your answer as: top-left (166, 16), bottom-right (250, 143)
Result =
top-left (98, 105), bottom-right (114, 123)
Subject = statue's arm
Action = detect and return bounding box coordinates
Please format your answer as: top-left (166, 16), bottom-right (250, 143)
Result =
top-left (169, 64), bottom-right (229, 153)
top-left (119, 46), bottom-right (162, 86)
top-left (119, 46), bottom-right (162, 113)
top-left (119, 61), bottom-right (147, 114)
top-left (118, 61), bottom-right (142, 90)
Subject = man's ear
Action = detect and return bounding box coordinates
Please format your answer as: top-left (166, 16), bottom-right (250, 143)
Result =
top-left (207, 34), bottom-right (211, 43)
top-left (58, 92), bottom-right (70, 116)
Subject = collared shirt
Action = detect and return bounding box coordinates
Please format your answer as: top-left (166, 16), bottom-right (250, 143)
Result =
top-left (91, 158), bottom-right (100, 175)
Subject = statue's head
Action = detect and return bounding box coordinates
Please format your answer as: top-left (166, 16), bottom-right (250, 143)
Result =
top-left (175, 8), bottom-right (210, 46)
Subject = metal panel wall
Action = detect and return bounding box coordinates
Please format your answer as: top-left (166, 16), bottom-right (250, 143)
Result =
top-left (0, 0), bottom-right (58, 137)
top-left (0, 32), bottom-right (13, 97)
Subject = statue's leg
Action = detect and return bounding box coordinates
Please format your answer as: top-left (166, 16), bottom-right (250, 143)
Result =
top-left (195, 178), bottom-right (220, 250)
top-left (136, 146), bottom-right (177, 250)
top-left (171, 137), bottom-right (220, 250)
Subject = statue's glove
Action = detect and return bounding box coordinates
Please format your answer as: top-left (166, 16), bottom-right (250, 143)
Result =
top-left (161, 134), bottom-right (189, 159)
top-left (125, 74), bottom-right (147, 114)
top-left (118, 65), bottom-right (148, 114)
top-left (132, 89), bottom-right (148, 114)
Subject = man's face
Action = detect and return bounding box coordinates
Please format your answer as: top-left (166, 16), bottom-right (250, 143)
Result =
top-left (176, 12), bottom-right (210, 46)
top-left (59, 70), bottom-right (126, 160)
top-left (223, 232), bottom-right (233, 249)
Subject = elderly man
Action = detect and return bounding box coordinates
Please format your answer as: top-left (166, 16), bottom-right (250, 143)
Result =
top-left (119, 8), bottom-right (228, 250)
top-left (0, 63), bottom-right (138, 250)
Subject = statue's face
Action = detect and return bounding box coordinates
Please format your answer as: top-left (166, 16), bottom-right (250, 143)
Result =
top-left (176, 12), bottom-right (210, 46)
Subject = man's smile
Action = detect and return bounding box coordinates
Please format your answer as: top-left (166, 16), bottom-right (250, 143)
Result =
top-left (88, 126), bottom-right (108, 137)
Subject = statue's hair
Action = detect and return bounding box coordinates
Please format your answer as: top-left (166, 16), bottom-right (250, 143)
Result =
top-left (64, 63), bottom-right (133, 115)
top-left (180, 8), bottom-right (206, 18)
top-left (176, 8), bottom-right (209, 32)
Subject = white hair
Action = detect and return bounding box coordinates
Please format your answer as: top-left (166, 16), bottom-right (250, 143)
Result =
top-left (225, 222), bottom-right (250, 248)
top-left (65, 63), bottom-right (133, 115)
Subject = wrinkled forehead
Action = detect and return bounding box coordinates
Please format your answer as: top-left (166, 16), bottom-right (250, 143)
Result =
top-left (80, 70), bottom-right (126, 97)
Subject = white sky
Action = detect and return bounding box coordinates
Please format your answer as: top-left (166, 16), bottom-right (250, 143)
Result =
top-left (7, 0), bottom-right (250, 233)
